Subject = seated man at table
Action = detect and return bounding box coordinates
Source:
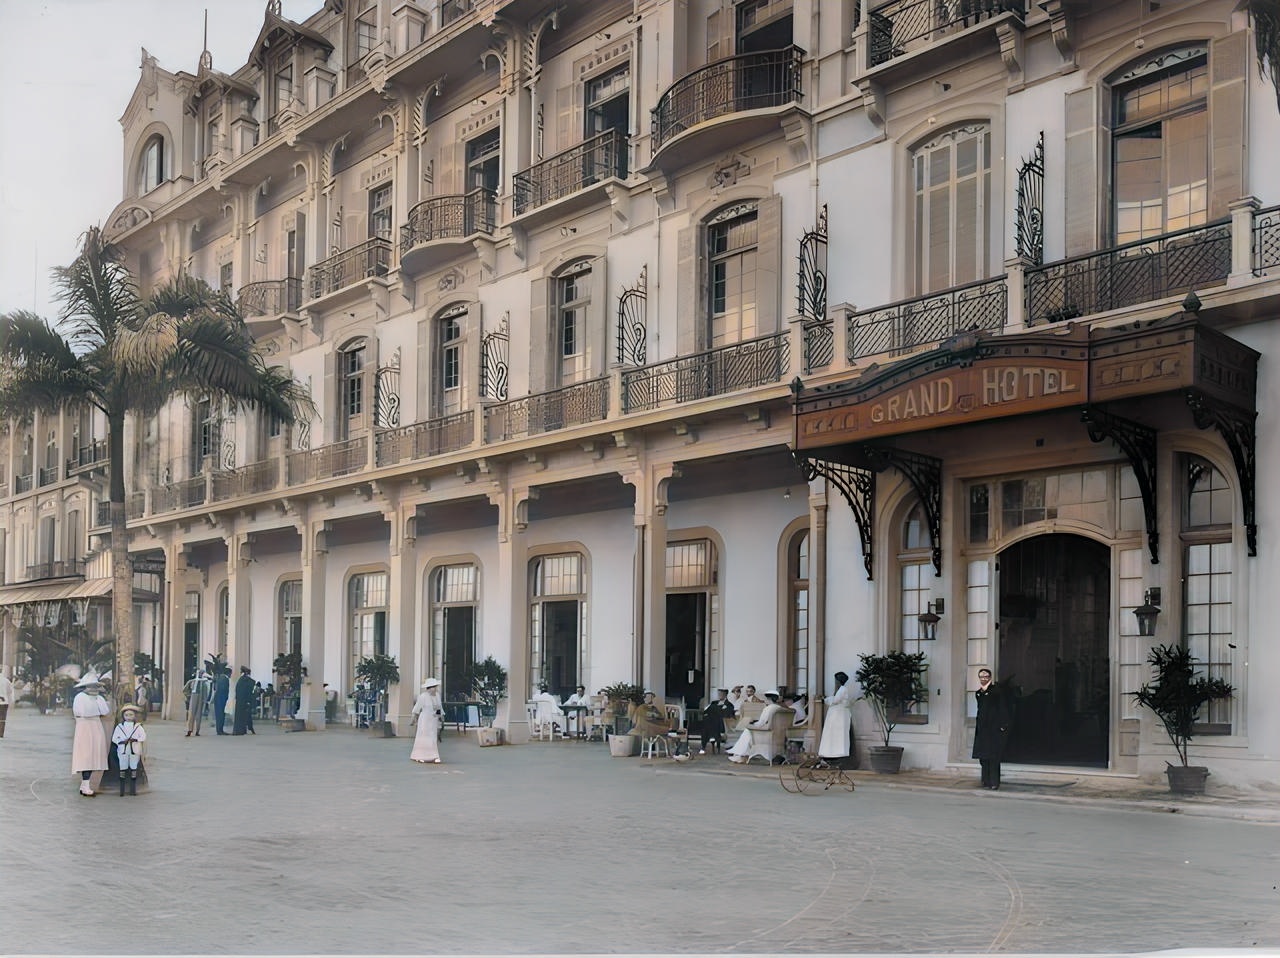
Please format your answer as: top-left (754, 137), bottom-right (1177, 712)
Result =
top-left (628, 690), bottom-right (671, 739)
top-left (532, 685), bottom-right (564, 735)
top-left (562, 684), bottom-right (590, 736)
top-left (698, 688), bottom-right (736, 754)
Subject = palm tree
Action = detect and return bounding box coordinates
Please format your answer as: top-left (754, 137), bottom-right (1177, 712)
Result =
top-left (0, 226), bottom-right (313, 705)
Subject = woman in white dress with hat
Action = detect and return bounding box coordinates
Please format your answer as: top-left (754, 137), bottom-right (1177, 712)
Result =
top-left (71, 672), bottom-right (111, 796)
top-left (409, 678), bottom-right (444, 763)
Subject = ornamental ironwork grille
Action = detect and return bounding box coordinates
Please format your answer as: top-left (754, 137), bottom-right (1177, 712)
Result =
top-left (481, 313), bottom-right (509, 402)
top-left (1016, 132), bottom-right (1044, 266)
top-left (798, 205), bottom-right (831, 371)
top-left (375, 348), bottom-right (401, 428)
top-left (616, 266), bottom-right (647, 366)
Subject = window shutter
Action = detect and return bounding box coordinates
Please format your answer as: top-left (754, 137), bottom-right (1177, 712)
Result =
top-left (463, 301), bottom-right (481, 409)
top-left (322, 350), bottom-right (338, 444)
top-left (438, 134), bottom-right (458, 195)
top-left (529, 276), bottom-right (550, 393)
top-left (755, 194), bottom-right (783, 334)
top-left (1208, 31), bottom-right (1248, 221)
top-left (587, 254), bottom-right (607, 379)
top-left (1064, 87), bottom-right (1100, 256)
top-left (706, 8), bottom-right (724, 63)
top-left (676, 223), bottom-right (700, 354)
top-left (556, 83), bottom-right (576, 155)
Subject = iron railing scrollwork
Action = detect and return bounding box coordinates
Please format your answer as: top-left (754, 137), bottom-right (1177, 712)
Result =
top-left (67, 439), bottom-right (109, 476)
top-left (1252, 203), bottom-right (1280, 275)
top-left (798, 205), bottom-right (831, 371)
top-left (848, 276), bottom-right (1007, 362)
top-left (868, 0), bottom-right (1023, 68)
top-left (375, 411), bottom-right (474, 466)
top-left (652, 46), bottom-right (804, 149)
top-left (484, 378), bottom-right (610, 442)
top-left (513, 130), bottom-right (628, 216)
top-left (1015, 132), bottom-right (1044, 266)
top-left (308, 237), bottom-right (391, 300)
top-left (621, 332), bottom-right (791, 413)
top-left (375, 349), bottom-right (401, 429)
top-left (285, 437), bottom-right (368, 485)
top-left (211, 460), bottom-right (280, 503)
top-left (616, 266), bottom-right (648, 366)
top-left (1025, 221), bottom-right (1231, 325)
top-left (238, 278), bottom-right (303, 317)
top-left (400, 189), bottom-right (496, 252)
top-left (481, 314), bottom-right (509, 402)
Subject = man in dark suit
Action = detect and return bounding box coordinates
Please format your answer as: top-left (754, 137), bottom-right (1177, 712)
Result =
top-left (213, 669), bottom-right (231, 734)
top-left (698, 688), bottom-right (736, 754)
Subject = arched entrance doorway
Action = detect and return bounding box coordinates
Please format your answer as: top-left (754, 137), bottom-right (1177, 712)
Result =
top-left (998, 534), bottom-right (1110, 767)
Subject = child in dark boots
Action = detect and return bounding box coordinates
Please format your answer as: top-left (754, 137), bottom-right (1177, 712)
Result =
top-left (111, 704), bottom-right (147, 796)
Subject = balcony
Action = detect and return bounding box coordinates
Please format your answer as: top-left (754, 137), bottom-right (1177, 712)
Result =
top-left (513, 130), bottom-right (628, 218)
top-left (375, 411), bottom-right (474, 467)
top-left (152, 476), bottom-right (208, 514)
top-left (24, 559), bottom-right (85, 581)
top-left (38, 465), bottom-right (60, 487)
top-left (14, 473), bottom-right (33, 494)
top-left (66, 439), bottom-right (109, 477)
top-left (239, 278), bottom-right (303, 319)
top-left (286, 437), bottom-right (368, 485)
top-left (399, 190), bottom-right (496, 275)
top-left (865, 0), bottom-right (1023, 72)
top-left (622, 333), bottom-right (791, 413)
top-left (307, 238), bottom-right (391, 302)
top-left (650, 46), bottom-right (804, 170)
top-left (1026, 222), bottom-right (1231, 326)
top-left (848, 276), bottom-right (1008, 361)
top-left (211, 460), bottom-right (280, 503)
top-left (439, 0), bottom-right (473, 28)
top-left (1253, 203), bottom-right (1280, 275)
top-left (484, 379), bottom-right (610, 443)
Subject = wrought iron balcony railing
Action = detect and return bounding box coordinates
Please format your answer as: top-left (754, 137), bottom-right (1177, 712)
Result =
top-left (286, 437), bottom-right (368, 485)
top-left (211, 460), bottom-right (280, 503)
top-left (868, 0), bottom-right (1023, 68)
top-left (1253, 203), bottom-right (1280, 275)
top-left (513, 130), bottom-right (628, 216)
top-left (400, 189), bottom-right (496, 252)
top-left (38, 465), bottom-right (60, 486)
top-left (1025, 221), bottom-right (1231, 326)
top-left (484, 379), bottom-right (610, 442)
top-left (14, 473), bottom-right (33, 494)
top-left (239, 278), bottom-right (303, 318)
top-left (66, 439), bottom-right (108, 476)
top-left (24, 559), bottom-right (85, 581)
top-left (152, 475), bottom-right (208, 514)
top-left (622, 332), bottom-right (791, 413)
top-left (375, 411), bottom-right (474, 466)
top-left (652, 46), bottom-right (804, 150)
top-left (803, 319), bottom-right (834, 373)
top-left (848, 276), bottom-right (1008, 361)
top-left (308, 238), bottom-right (391, 301)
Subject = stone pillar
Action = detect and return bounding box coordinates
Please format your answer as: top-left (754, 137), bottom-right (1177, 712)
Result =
top-left (161, 538), bottom-right (191, 721)
top-left (630, 464), bottom-right (676, 698)
top-left (300, 519), bottom-right (329, 729)
top-left (489, 485), bottom-right (531, 744)
top-left (808, 485), bottom-right (829, 751)
top-left (386, 508), bottom-right (420, 735)
top-left (225, 530), bottom-right (253, 678)
top-left (1228, 196), bottom-right (1260, 283)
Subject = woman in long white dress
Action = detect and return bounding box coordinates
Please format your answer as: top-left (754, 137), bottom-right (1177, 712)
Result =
top-left (409, 678), bottom-right (444, 764)
top-left (71, 673), bottom-right (111, 796)
top-left (817, 671), bottom-right (853, 762)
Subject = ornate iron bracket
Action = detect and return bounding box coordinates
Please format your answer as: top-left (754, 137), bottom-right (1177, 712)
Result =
top-left (794, 451), bottom-right (876, 580)
top-left (1186, 389), bottom-right (1258, 556)
top-left (861, 446), bottom-right (943, 577)
top-left (1082, 406), bottom-right (1158, 564)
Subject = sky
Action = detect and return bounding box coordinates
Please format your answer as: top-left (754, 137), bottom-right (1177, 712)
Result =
top-left (0, 0), bottom-right (319, 320)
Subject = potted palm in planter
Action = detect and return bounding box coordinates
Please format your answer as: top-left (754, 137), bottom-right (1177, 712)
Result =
top-left (272, 650), bottom-right (305, 730)
top-left (854, 650), bottom-right (929, 773)
top-left (599, 682), bottom-right (644, 755)
top-left (355, 653), bottom-right (400, 737)
top-left (471, 655), bottom-right (508, 745)
top-left (1130, 643), bottom-right (1233, 795)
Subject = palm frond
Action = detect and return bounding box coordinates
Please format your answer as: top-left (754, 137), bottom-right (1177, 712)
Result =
top-left (1250, 0), bottom-right (1280, 112)
top-left (0, 311), bottom-right (99, 417)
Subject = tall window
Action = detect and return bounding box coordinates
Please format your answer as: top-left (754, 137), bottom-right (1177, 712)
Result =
top-left (349, 571), bottom-right (389, 689)
top-left (369, 184), bottom-right (393, 240)
top-left (1181, 454), bottom-right (1233, 729)
top-left (787, 530), bottom-right (810, 695)
top-left (1112, 48), bottom-right (1208, 245)
top-left (896, 502), bottom-right (932, 722)
top-left (707, 202), bottom-right (759, 347)
top-left (913, 125), bottom-right (990, 294)
top-left (466, 128), bottom-right (501, 193)
top-left (219, 262), bottom-right (233, 293)
top-left (279, 580), bottom-right (302, 656)
top-left (585, 64), bottom-right (630, 138)
top-left (355, 14), bottom-right (377, 59)
top-left (140, 135), bottom-right (165, 193)
top-left (217, 585), bottom-right (229, 658)
top-left (274, 64), bottom-right (294, 117)
top-left (555, 260), bottom-right (591, 385)
top-left (431, 564), bottom-right (478, 701)
top-left (193, 397), bottom-right (220, 472)
top-left (340, 339), bottom-right (367, 436)
top-left (435, 304), bottom-right (465, 416)
top-left (529, 554), bottom-right (586, 699)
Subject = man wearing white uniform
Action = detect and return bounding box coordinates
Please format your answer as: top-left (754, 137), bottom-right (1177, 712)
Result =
top-left (532, 685), bottom-right (564, 736)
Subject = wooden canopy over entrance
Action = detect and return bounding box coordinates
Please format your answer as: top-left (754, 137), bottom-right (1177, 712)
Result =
top-left (790, 309), bottom-right (1259, 579)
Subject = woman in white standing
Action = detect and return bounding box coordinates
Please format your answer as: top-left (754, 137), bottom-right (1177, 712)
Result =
top-left (71, 672), bottom-right (111, 796)
top-left (410, 677), bottom-right (444, 764)
top-left (817, 670), bottom-right (854, 764)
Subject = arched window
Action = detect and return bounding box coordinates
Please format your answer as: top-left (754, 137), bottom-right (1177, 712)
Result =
top-left (912, 125), bottom-right (990, 294)
top-left (430, 564), bottom-right (478, 701)
top-left (895, 500), bottom-right (933, 722)
top-left (339, 338), bottom-right (368, 438)
top-left (140, 135), bottom-right (165, 193)
top-left (529, 553), bottom-right (586, 700)
top-left (554, 259), bottom-right (592, 386)
top-left (786, 530), bottom-right (810, 694)
top-left (707, 201), bottom-right (759, 347)
top-left (349, 571), bottom-right (389, 691)
top-left (434, 304), bottom-right (467, 416)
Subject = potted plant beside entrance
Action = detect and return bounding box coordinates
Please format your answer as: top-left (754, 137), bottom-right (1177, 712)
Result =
top-left (600, 682), bottom-right (644, 756)
top-left (854, 650), bottom-right (929, 773)
top-left (471, 656), bottom-right (508, 746)
top-left (355, 653), bottom-right (401, 737)
top-left (1130, 643), bottom-right (1233, 795)
top-left (272, 650), bottom-right (306, 731)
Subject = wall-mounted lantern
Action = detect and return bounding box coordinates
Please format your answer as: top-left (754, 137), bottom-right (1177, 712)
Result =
top-left (917, 598), bottom-right (944, 640)
top-left (1134, 587), bottom-right (1162, 637)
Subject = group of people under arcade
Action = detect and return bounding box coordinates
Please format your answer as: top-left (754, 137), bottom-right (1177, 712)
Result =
top-left (182, 665), bottom-right (262, 736)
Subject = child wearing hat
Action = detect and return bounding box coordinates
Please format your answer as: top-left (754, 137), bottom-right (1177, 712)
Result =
top-left (111, 704), bottom-right (147, 796)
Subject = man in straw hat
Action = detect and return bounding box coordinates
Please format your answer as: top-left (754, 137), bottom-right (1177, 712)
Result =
top-left (71, 672), bottom-right (111, 796)
top-left (409, 678), bottom-right (444, 764)
top-left (184, 669), bottom-right (212, 736)
top-left (111, 704), bottom-right (147, 796)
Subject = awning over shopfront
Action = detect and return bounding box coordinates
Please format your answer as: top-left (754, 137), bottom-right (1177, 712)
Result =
top-left (791, 308), bottom-right (1259, 578)
top-left (0, 577), bottom-right (114, 608)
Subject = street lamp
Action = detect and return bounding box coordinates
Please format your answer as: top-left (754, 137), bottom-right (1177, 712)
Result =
top-left (1134, 588), bottom-right (1162, 637)
top-left (917, 598), bottom-right (944, 640)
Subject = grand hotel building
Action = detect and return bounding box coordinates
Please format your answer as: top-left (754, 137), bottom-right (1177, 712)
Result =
top-left (2, 0), bottom-right (1278, 789)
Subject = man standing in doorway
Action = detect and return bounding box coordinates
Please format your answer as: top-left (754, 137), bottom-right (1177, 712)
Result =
top-left (973, 668), bottom-right (1013, 789)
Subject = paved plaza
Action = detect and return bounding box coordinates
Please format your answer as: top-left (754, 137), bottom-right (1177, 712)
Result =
top-left (1, 706), bottom-right (1278, 956)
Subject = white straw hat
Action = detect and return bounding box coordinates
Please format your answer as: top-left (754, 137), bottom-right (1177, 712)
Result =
top-left (421, 677), bottom-right (440, 689)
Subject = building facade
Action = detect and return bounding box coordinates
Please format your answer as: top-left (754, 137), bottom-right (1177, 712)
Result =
top-left (2, 0), bottom-right (1277, 788)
